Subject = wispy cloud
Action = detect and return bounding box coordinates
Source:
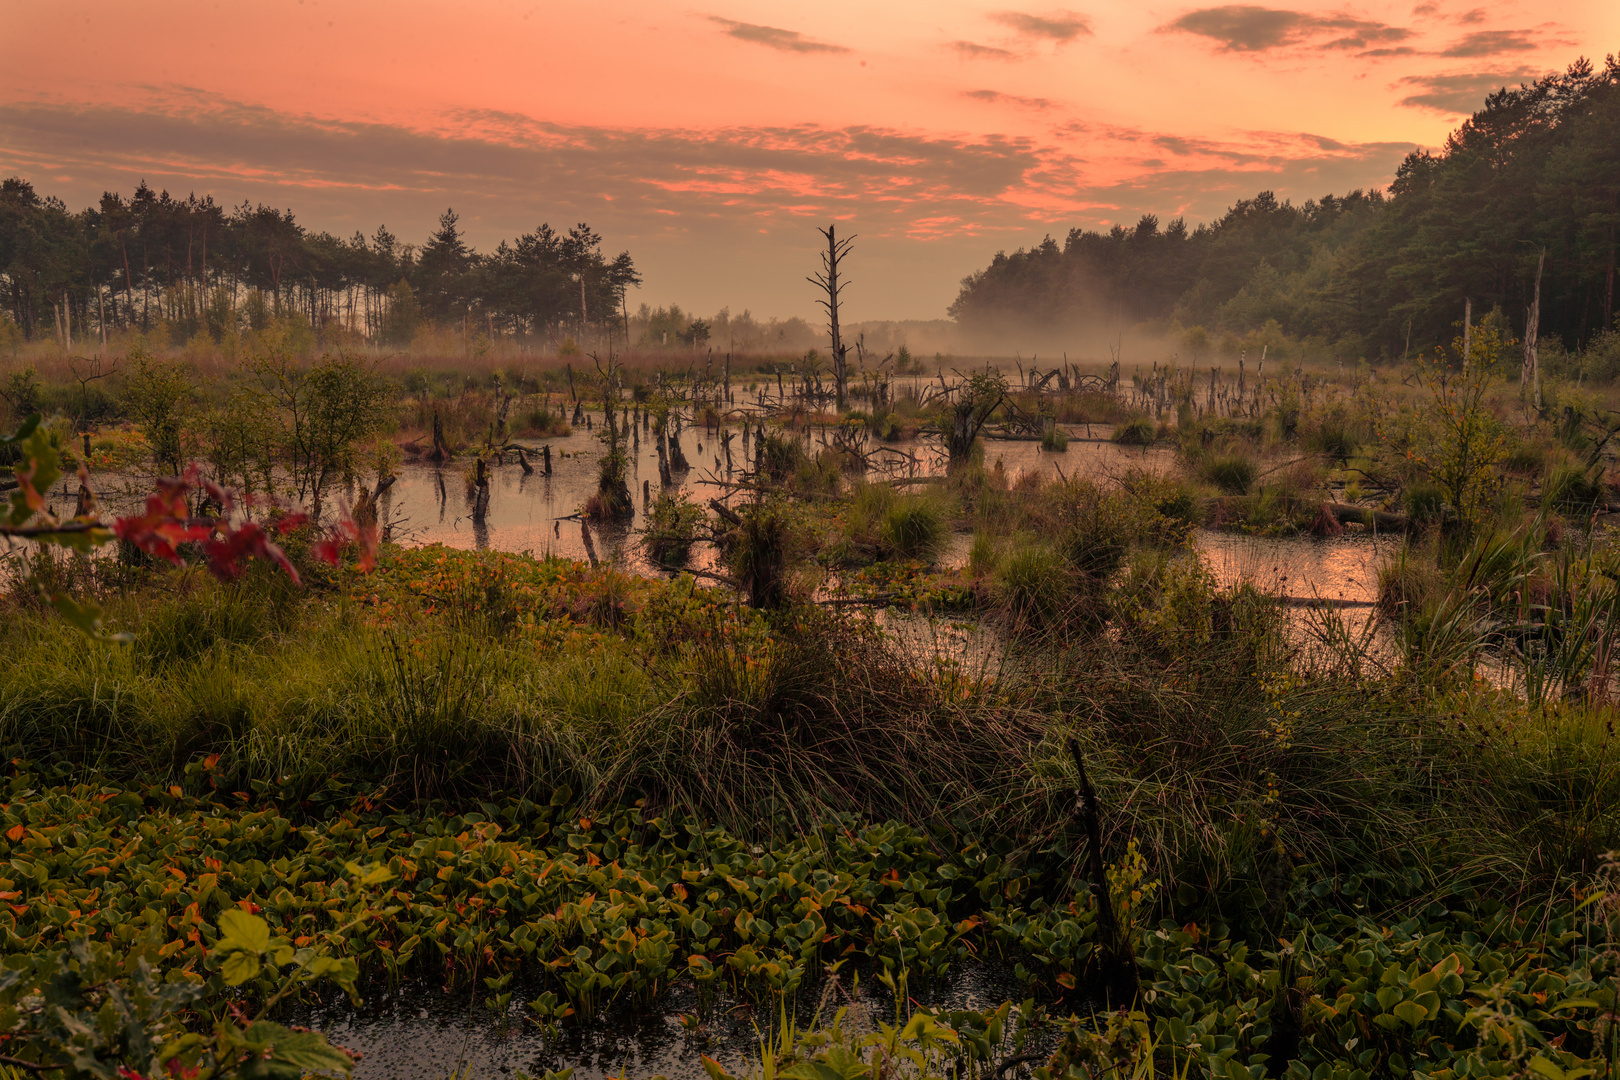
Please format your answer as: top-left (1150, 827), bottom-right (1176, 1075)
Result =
top-left (988, 10), bottom-right (1093, 42)
top-left (1162, 5), bottom-right (1412, 53)
top-left (948, 40), bottom-right (1020, 60)
top-left (1440, 29), bottom-right (1539, 57)
top-left (707, 17), bottom-right (850, 54)
top-left (0, 88), bottom-right (1430, 315)
top-left (1394, 66), bottom-right (1541, 111)
top-left (963, 89), bottom-right (1055, 109)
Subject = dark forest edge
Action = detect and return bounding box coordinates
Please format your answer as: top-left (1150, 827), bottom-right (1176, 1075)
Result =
top-left (950, 55), bottom-right (1620, 363)
top-left (0, 186), bottom-right (640, 351)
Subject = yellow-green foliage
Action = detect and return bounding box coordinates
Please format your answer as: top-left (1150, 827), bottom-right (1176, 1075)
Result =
top-left (1408, 326), bottom-right (1514, 529)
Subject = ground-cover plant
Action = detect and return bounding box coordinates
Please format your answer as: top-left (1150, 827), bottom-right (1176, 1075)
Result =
top-left (0, 761), bottom-right (1613, 1080)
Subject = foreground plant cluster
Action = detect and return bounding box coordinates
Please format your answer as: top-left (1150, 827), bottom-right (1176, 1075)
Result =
top-left (0, 766), bottom-right (1615, 1080)
top-left (0, 504), bottom-right (1615, 1080)
top-left (4, 320), bottom-right (1620, 1080)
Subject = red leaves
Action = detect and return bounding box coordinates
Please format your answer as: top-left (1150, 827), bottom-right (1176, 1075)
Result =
top-left (312, 499), bottom-right (379, 572)
top-left (109, 464), bottom-right (336, 585)
top-left (202, 520), bottom-right (301, 585)
top-left (113, 469), bottom-right (214, 566)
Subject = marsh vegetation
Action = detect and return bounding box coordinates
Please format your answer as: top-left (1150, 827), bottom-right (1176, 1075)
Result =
top-left (2, 57), bottom-right (1620, 1080)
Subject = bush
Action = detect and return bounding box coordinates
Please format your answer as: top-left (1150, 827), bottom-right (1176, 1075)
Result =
top-left (1305, 406), bottom-right (1360, 460)
top-left (1403, 482), bottom-right (1446, 526)
top-left (1199, 453), bottom-right (1258, 495)
top-left (720, 500), bottom-right (798, 608)
top-left (1040, 423), bottom-right (1069, 452)
top-left (755, 431), bottom-right (805, 483)
top-left (1121, 468), bottom-right (1199, 530)
top-left (967, 530), bottom-right (1001, 577)
top-left (995, 542), bottom-right (1075, 633)
top-left (1112, 417), bottom-right (1156, 446)
top-left (644, 492), bottom-right (705, 566)
top-left (1544, 462), bottom-right (1606, 512)
top-left (882, 499), bottom-right (947, 562)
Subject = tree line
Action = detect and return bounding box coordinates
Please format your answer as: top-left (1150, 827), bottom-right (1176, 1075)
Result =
top-left (950, 55), bottom-right (1620, 359)
top-left (0, 182), bottom-right (639, 348)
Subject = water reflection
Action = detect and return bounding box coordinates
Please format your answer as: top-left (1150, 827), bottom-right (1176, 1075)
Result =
top-left (381, 419), bottom-right (1173, 573)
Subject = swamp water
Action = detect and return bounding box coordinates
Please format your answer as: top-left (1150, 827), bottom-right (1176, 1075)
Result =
top-left (296, 962), bottom-right (1030, 1080)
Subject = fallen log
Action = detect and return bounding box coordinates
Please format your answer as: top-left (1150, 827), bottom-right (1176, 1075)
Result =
top-left (1321, 502), bottom-right (1411, 532)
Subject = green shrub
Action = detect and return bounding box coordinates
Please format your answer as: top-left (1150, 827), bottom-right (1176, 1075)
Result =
top-left (1305, 406), bottom-right (1360, 460)
top-left (967, 530), bottom-right (1001, 577)
top-left (1403, 482), bottom-right (1446, 525)
top-left (1502, 441), bottom-right (1546, 476)
top-left (644, 492), bottom-right (705, 566)
top-left (995, 542), bottom-right (1074, 632)
top-left (882, 499), bottom-right (947, 562)
top-left (1121, 468), bottom-right (1199, 530)
top-left (755, 431), bottom-right (805, 482)
top-left (1199, 453), bottom-right (1258, 495)
top-left (1112, 417), bottom-right (1156, 446)
top-left (1544, 462), bottom-right (1606, 512)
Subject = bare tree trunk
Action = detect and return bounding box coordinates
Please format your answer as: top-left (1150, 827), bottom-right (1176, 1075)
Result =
top-left (809, 224), bottom-right (854, 411)
top-left (1605, 226), bottom-right (1615, 334)
top-left (1462, 297), bottom-right (1472, 366)
top-left (580, 520), bottom-right (598, 568)
top-left (578, 275), bottom-right (588, 345)
top-left (1525, 247), bottom-right (1544, 411)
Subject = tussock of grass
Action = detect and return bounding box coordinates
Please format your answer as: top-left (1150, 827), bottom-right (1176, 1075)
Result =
top-left (1111, 417), bottom-right (1155, 446)
top-left (1198, 451), bottom-right (1258, 495)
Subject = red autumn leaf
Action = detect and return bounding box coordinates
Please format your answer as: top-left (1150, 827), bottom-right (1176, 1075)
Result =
top-left (203, 521), bottom-right (300, 585)
top-left (274, 511), bottom-right (310, 534)
top-left (313, 499), bottom-right (378, 572)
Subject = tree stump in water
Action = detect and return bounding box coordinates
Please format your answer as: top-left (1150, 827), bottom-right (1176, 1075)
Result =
top-left (580, 520), bottom-right (598, 567)
top-left (472, 457), bottom-right (490, 521)
top-left (429, 410), bottom-right (452, 462)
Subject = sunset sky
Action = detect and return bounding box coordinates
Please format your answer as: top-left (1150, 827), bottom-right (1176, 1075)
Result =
top-left (2, 0), bottom-right (1616, 321)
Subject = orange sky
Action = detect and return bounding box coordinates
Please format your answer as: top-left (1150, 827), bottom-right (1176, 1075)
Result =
top-left (3, 0), bottom-right (1616, 319)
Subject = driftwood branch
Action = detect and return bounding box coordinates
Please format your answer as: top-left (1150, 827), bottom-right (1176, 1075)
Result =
top-left (707, 498), bottom-right (743, 527)
top-left (1066, 737), bottom-right (1138, 1002)
top-left (0, 520), bottom-right (109, 539)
